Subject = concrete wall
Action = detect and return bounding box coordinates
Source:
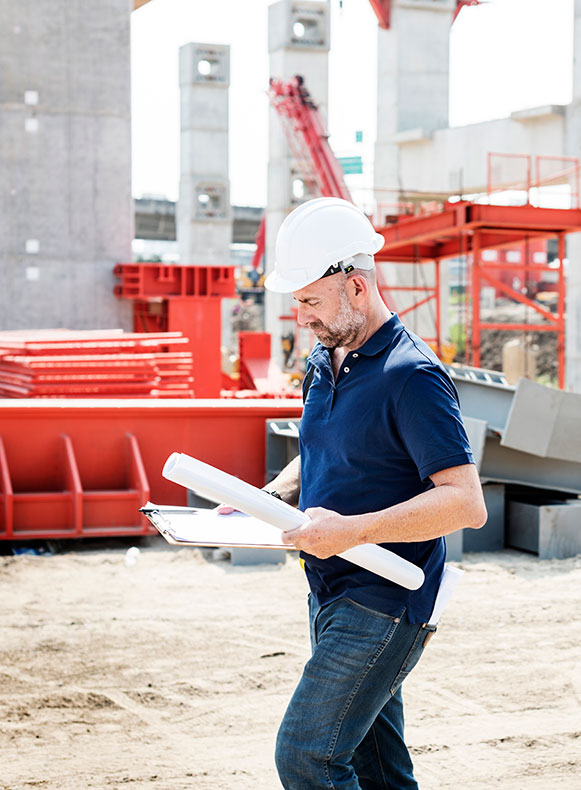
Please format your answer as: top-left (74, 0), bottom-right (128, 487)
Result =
top-left (393, 111), bottom-right (566, 195)
top-left (178, 43), bottom-right (232, 266)
top-left (0, 0), bottom-right (133, 330)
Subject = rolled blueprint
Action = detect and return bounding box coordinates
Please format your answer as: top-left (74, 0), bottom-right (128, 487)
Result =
top-left (162, 452), bottom-right (425, 591)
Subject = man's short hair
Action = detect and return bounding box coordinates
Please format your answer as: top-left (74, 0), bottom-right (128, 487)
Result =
top-left (345, 266), bottom-right (376, 285)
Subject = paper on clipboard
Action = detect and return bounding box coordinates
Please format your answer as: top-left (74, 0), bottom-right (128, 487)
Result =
top-left (140, 503), bottom-right (299, 550)
top-left (161, 452), bottom-right (426, 590)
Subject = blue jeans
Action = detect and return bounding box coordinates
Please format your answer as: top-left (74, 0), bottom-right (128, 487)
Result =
top-left (275, 595), bottom-right (436, 789)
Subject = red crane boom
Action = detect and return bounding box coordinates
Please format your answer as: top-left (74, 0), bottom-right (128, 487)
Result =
top-left (251, 75), bottom-right (351, 271)
top-left (268, 75), bottom-right (352, 202)
top-left (257, 75), bottom-right (399, 313)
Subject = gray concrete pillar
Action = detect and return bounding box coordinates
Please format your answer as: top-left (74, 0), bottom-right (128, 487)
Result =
top-left (0, 0), bottom-right (133, 330)
top-left (266, 0), bottom-right (330, 365)
top-left (178, 43), bottom-right (232, 266)
top-left (374, 0), bottom-right (455, 343)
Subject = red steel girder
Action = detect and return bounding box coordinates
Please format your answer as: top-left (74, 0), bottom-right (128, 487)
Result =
top-left (114, 266), bottom-right (234, 398)
top-left (479, 270), bottom-right (558, 325)
top-left (0, 400), bottom-right (303, 539)
top-left (468, 227), bottom-right (567, 389)
top-left (376, 203), bottom-right (581, 262)
top-left (114, 263), bottom-right (235, 300)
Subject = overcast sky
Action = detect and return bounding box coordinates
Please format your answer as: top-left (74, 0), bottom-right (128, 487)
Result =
top-left (130, 0), bottom-right (574, 207)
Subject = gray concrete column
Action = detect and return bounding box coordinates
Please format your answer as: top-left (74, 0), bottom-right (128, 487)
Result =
top-left (266, 0), bottom-right (330, 366)
top-left (0, 0), bottom-right (133, 330)
top-left (178, 43), bottom-right (232, 266)
top-left (374, 0), bottom-right (455, 343)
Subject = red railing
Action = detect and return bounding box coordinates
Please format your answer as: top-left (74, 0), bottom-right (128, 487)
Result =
top-left (487, 152), bottom-right (580, 209)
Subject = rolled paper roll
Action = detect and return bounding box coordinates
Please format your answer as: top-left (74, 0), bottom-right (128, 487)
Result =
top-left (162, 452), bottom-right (425, 591)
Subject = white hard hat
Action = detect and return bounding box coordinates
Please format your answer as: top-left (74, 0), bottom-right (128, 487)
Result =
top-left (264, 197), bottom-right (385, 293)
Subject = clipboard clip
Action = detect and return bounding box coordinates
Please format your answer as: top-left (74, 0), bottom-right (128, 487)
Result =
top-left (151, 510), bottom-right (172, 534)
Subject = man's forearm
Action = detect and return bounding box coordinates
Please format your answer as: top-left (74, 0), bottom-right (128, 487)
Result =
top-left (281, 463), bottom-right (487, 558)
top-left (356, 481), bottom-right (484, 545)
top-left (266, 454), bottom-right (301, 507)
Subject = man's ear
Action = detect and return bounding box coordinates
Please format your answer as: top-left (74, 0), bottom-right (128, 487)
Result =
top-left (347, 274), bottom-right (368, 302)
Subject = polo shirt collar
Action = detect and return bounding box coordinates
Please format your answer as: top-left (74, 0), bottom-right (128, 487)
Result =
top-left (356, 312), bottom-right (403, 357)
top-left (309, 312), bottom-right (403, 364)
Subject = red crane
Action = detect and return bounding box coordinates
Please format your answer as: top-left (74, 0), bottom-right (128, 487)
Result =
top-left (251, 75), bottom-right (350, 271)
top-left (255, 74), bottom-right (399, 315)
top-left (268, 75), bottom-right (352, 202)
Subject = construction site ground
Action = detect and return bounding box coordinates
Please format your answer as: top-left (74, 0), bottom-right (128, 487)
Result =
top-left (1, 541), bottom-right (579, 790)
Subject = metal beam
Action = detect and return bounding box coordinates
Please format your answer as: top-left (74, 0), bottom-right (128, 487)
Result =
top-left (481, 433), bottom-right (581, 495)
top-left (444, 364), bottom-right (514, 433)
top-left (501, 378), bottom-right (581, 463)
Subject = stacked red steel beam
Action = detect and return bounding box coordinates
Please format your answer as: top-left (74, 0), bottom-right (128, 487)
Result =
top-left (0, 330), bottom-right (194, 398)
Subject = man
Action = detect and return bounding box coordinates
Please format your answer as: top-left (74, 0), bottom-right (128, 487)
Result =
top-left (263, 197), bottom-right (487, 790)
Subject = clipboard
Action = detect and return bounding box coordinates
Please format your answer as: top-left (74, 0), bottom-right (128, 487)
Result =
top-left (140, 502), bottom-right (299, 551)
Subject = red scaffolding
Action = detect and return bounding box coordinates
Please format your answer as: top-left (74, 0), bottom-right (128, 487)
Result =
top-left (376, 202), bottom-right (581, 389)
top-left (265, 72), bottom-right (581, 383)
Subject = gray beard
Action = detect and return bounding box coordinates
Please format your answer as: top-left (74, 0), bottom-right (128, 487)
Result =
top-left (309, 291), bottom-right (367, 349)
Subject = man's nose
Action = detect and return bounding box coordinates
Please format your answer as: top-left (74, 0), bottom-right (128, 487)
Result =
top-left (296, 303), bottom-right (312, 327)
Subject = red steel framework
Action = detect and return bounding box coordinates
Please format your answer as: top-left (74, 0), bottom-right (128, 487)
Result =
top-left (375, 202), bottom-right (581, 389)
top-left (268, 76), bottom-right (352, 202)
top-left (114, 263), bottom-right (236, 397)
top-left (0, 400), bottom-right (302, 540)
top-left (0, 331), bottom-right (194, 398)
top-left (263, 75), bottom-right (581, 373)
top-left (487, 152), bottom-right (581, 208)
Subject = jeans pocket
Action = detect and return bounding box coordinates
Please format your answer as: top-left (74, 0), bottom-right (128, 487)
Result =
top-left (342, 597), bottom-right (404, 622)
top-left (390, 623), bottom-right (437, 696)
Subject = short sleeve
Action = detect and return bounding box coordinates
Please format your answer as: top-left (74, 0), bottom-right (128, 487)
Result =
top-left (396, 365), bottom-right (474, 481)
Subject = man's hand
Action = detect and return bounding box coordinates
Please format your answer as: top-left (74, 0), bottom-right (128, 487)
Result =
top-left (281, 507), bottom-right (361, 558)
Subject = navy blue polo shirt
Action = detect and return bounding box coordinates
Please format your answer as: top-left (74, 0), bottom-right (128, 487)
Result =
top-left (298, 313), bottom-right (474, 624)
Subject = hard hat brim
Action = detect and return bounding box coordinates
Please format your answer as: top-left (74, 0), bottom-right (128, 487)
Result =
top-left (264, 269), bottom-right (312, 294)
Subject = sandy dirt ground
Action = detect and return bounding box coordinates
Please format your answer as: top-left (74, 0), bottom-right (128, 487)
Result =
top-left (1, 540), bottom-right (580, 790)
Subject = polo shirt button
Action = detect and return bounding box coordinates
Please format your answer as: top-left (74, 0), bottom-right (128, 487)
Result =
top-left (352, 353), bottom-right (358, 358)
top-left (343, 366), bottom-right (350, 373)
